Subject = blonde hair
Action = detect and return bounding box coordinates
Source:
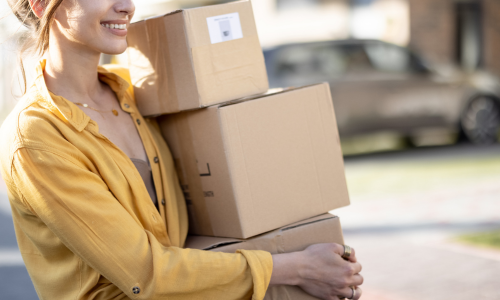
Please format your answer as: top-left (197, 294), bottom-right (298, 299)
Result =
top-left (8, 0), bottom-right (65, 94)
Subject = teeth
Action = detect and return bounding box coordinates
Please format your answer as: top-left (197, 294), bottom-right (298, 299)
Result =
top-left (101, 23), bottom-right (126, 30)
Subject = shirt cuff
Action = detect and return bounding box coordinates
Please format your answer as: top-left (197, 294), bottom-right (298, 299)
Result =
top-left (237, 249), bottom-right (273, 300)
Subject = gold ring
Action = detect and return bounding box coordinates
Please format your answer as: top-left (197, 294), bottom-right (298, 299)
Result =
top-left (348, 286), bottom-right (356, 299)
top-left (342, 245), bottom-right (352, 259)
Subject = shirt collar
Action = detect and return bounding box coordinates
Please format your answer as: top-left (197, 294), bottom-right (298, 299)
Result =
top-left (34, 59), bottom-right (133, 132)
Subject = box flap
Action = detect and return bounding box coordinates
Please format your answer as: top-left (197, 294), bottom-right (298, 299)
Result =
top-left (185, 213), bottom-right (344, 254)
top-left (185, 235), bottom-right (241, 250)
top-left (217, 83), bottom-right (327, 108)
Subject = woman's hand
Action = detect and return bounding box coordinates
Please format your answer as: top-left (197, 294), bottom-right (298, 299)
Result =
top-left (270, 243), bottom-right (363, 300)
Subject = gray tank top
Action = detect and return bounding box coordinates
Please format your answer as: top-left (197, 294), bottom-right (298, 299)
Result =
top-left (130, 158), bottom-right (158, 210)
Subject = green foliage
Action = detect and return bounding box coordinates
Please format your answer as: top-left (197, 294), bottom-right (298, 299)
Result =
top-left (457, 230), bottom-right (500, 250)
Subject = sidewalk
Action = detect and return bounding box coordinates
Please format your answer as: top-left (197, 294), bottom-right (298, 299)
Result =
top-left (344, 230), bottom-right (500, 300)
top-left (337, 144), bottom-right (500, 300)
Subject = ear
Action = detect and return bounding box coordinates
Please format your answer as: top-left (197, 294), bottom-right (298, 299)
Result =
top-left (28, 0), bottom-right (45, 19)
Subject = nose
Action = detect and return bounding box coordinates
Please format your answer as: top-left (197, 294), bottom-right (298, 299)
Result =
top-left (115, 0), bottom-right (135, 18)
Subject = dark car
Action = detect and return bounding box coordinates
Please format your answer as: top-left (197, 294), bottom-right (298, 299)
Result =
top-left (264, 39), bottom-right (500, 144)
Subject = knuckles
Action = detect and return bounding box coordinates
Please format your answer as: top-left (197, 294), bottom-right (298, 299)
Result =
top-left (344, 264), bottom-right (355, 277)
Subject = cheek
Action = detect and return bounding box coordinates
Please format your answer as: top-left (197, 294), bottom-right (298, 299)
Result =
top-left (65, 8), bottom-right (98, 41)
top-left (53, 4), bottom-right (128, 54)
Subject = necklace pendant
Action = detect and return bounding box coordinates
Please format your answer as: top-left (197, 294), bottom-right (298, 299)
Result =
top-left (112, 109), bottom-right (119, 116)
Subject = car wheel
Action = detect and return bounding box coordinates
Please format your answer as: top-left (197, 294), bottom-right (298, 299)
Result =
top-left (461, 96), bottom-right (500, 144)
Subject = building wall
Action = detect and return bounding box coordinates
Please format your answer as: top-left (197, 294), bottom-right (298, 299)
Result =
top-left (483, 0), bottom-right (500, 76)
top-left (409, 0), bottom-right (500, 76)
top-left (408, 0), bottom-right (455, 65)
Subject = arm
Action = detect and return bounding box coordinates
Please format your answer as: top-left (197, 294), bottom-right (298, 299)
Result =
top-left (271, 244), bottom-right (363, 300)
top-left (11, 147), bottom-right (272, 300)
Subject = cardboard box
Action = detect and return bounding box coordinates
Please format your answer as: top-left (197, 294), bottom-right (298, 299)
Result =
top-left (127, 0), bottom-right (269, 116)
top-left (158, 83), bottom-right (350, 238)
top-left (185, 213), bottom-right (344, 300)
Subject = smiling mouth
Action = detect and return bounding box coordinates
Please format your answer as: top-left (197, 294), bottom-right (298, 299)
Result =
top-left (101, 23), bottom-right (127, 30)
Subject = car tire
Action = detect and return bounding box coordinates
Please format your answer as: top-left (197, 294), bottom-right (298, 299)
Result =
top-left (461, 96), bottom-right (500, 144)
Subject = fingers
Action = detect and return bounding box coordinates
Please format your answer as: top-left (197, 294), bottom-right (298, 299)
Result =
top-left (350, 274), bottom-right (363, 287)
top-left (351, 261), bottom-right (362, 274)
top-left (353, 287), bottom-right (362, 300)
top-left (337, 286), bottom-right (362, 300)
top-left (331, 243), bottom-right (345, 256)
top-left (347, 247), bottom-right (357, 263)
top-left (337, 286), bottom-right (355, 299)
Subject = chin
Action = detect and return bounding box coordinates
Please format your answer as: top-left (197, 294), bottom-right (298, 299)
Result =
top-left (100, 42), bottom-right (128, 56)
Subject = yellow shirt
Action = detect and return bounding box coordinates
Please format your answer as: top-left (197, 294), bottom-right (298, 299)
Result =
top-left (0, 60), bottom-right (272, 300)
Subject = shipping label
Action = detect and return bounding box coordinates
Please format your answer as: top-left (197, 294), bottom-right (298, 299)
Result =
top-left (206, 12), bottom-right (243, 44)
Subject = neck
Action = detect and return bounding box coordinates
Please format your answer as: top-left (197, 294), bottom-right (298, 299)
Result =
top-left (43, 32), bottom-right (104, 104)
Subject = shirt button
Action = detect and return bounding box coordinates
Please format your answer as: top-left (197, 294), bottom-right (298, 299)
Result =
top-left (161, 199), bottom-right (166, 205)
top-left (124, 104), bottom-right (130, 108)
top-left (136, 119), bottom-right (141, 125)
top-left (132, 286), bottom-right (140, 294)
top-left (154, 157), bottom-right (159, 163)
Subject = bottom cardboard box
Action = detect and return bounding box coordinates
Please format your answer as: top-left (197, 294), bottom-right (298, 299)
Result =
top-left (184, 213), bottom-right (344, 300)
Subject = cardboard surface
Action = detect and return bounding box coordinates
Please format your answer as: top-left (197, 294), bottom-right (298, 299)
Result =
top-left (159, 83), bottom-right (350, 238)
top-left (185, 213), bottom-right (344, 300)
top-left (127, 0), bottom-right (269, 116)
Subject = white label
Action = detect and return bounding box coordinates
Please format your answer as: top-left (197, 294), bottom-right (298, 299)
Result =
top-left (206, 12), bottom-right (243, 44)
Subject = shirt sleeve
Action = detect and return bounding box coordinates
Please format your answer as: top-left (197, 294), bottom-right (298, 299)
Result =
top-left (11, 147), bottom-right (273, 300)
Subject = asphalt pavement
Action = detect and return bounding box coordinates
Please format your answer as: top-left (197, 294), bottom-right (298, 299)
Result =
top-left (0, 143), bottom-right (499, 299)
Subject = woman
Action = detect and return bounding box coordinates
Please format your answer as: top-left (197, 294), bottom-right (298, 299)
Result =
top-left (0, 0), bottom-right (364, 299)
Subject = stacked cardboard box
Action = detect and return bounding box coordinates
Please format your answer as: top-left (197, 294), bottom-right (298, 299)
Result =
top-left (127, 1), bottom-right (351, 299)
top-left (127, 0), bottom-right (268, 116)
top-left (157, 83), bottom-right (349, 238)
top-left (185, 213), bottom-right (344, 300)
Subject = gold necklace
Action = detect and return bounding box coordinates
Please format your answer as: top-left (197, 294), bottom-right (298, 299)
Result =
top-left (75, 102), bottom-right (119, 116)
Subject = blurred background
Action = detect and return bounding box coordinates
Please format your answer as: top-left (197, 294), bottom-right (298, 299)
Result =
top-left (0, 0), bottom-right (499, 299)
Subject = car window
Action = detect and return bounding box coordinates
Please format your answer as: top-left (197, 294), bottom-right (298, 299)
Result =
top-left (274, 43), bottom-right (376, 84)
top-left (338, 44), bottom-right (375, 74)
top-left (275, 44), bottom-right (346, 83)
top-left (364, 43), bottom-right (413, 73)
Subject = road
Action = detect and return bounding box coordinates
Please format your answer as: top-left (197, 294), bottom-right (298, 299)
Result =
top-left (0, 143), bottom-right (499, 299)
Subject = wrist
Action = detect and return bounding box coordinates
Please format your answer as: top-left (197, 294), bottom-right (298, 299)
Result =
top-left (270, 251), bottom-right (303, 286)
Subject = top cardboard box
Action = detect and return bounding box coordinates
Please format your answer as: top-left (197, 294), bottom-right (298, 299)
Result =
top-left (127, 0), bottom-right (269, 116)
